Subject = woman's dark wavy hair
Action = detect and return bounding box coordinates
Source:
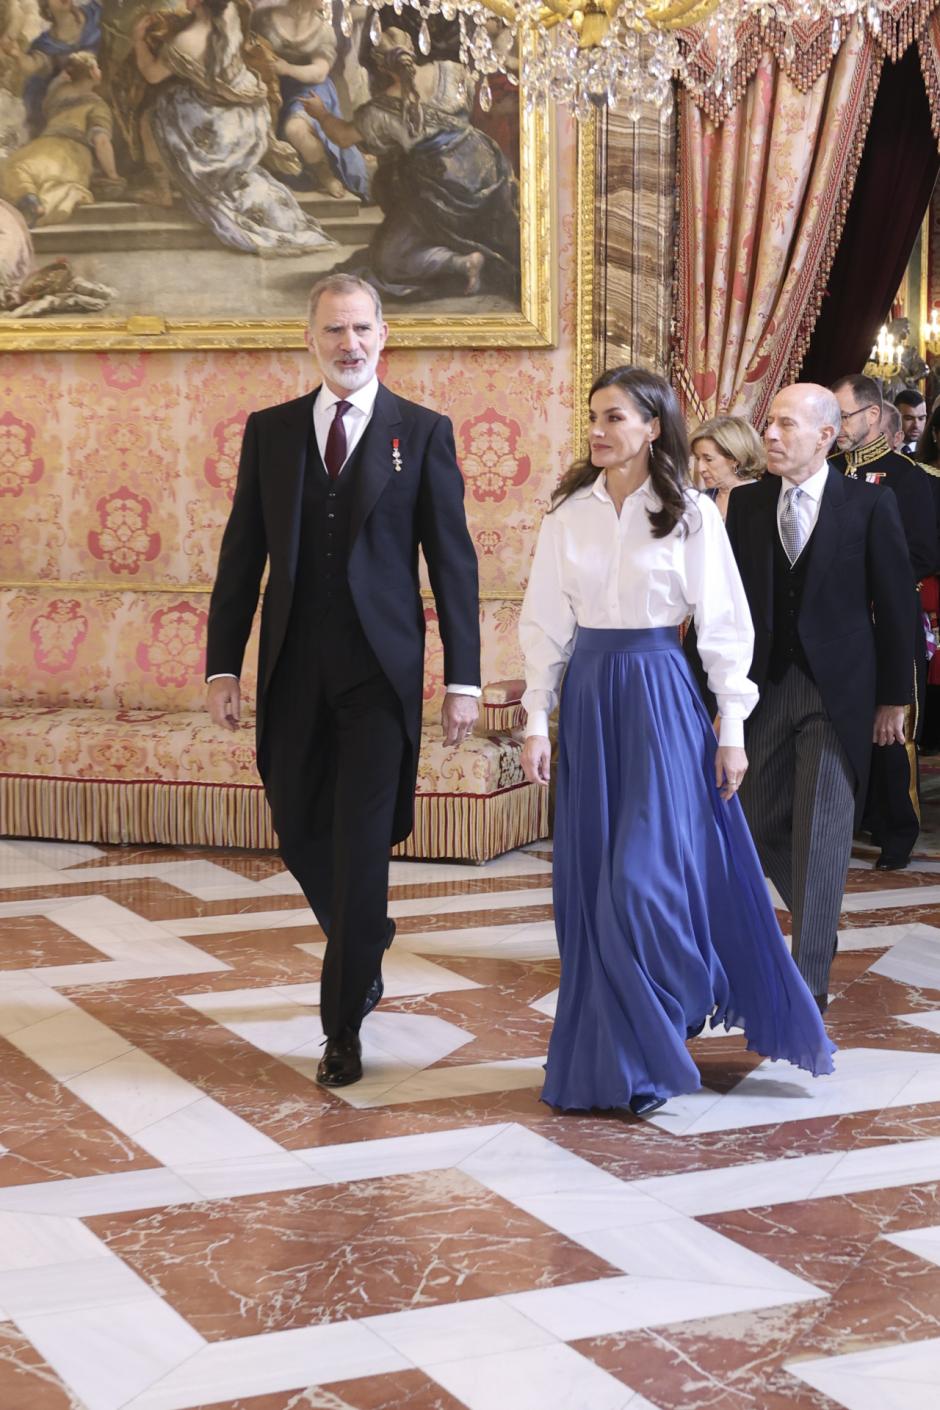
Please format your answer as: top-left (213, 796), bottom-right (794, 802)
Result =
top-left (550, 366), bottom-right (690, 538)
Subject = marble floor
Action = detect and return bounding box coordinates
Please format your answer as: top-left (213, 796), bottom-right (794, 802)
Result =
top-left (2, 820), bottom-right (940, 1410)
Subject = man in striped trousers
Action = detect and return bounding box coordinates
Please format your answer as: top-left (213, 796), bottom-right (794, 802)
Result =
top-left (726, 384), bottom-right (914, 1011)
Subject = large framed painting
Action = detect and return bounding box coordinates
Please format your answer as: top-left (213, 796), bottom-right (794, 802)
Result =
top-left (0, 1), bottom-right (554, 349)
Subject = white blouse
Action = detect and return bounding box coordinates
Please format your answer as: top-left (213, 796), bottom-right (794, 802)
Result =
top-left (519, 476), bottom-right (758, 747)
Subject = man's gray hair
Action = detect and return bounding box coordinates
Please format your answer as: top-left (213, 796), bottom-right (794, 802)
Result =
top-left (307, 275), bottom-right (383, 327)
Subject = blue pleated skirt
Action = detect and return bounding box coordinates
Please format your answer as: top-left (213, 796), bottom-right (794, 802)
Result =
top-left (544, 626), bottom-right (835, 1112)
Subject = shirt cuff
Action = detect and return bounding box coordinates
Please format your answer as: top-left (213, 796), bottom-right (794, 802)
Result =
top-left (524, 709), bottom-right (550, 739)
top-left (206, 674), bottom-right (238, 683)
top-left (445, 684), bottom-right (482, 696)
top-left (717, 716), bottom-right (745, 749)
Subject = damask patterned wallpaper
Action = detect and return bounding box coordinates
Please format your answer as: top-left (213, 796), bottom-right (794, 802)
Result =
top-left (0, 121), bottom-right (579, 712)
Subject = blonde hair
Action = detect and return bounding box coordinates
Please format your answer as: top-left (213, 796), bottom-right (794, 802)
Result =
top-left (690, 415), bottom-right (765, 480)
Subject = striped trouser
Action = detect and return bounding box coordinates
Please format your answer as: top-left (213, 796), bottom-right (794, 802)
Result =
top-left (737, 666), bottom-right (855, 997)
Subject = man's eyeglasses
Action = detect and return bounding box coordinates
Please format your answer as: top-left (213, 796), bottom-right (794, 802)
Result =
top-left (840, 405), bottom-right (876, 423)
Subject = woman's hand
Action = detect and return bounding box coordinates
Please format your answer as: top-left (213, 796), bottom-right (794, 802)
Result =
top-left (302, 93), bottom-right (327, 122)
top-left (132, 14), bottom-right (156, 40)
top-left (522, 735), bottom-right (551, 786)
top-left (715, 745), bottom-right (747, 802)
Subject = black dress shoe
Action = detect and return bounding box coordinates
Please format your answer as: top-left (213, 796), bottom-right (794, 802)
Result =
top-left (875, 854), bottom-right (910, 871)
top-left (316, 1029), bottom-right (362, 1087)
top-left (361, 920), bottom-right (397, 1021)
top-left (686, 1018), bottom-right (707, 1039)
top-left (813, 993), bottom-right (828, 1016)
top-left (629, 1092), bottom-right (667, 1116)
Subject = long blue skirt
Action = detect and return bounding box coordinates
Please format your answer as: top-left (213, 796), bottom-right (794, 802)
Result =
top-left (544, 626), bottom-right (836, 1112)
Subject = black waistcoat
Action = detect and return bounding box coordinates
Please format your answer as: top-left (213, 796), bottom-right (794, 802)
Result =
top-left (287, 426), bottom-right (380, 685)
top-left (768, 527), bottom-right (815, 684)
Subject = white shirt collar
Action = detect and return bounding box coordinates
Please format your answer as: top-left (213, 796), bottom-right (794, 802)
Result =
top-left (588, 474), bottom-right (656, 504)
top-left (316, 375), bottom-right (380, 417)
top-left (780, 459), bottom-right (829, 504)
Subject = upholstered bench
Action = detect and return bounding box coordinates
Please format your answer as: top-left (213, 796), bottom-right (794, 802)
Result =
top-left (0, 587), bottom-right (547, 861)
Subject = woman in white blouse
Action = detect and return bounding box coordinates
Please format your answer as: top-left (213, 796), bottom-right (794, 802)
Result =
top-left (520, 367), bottom-right (834, 1116)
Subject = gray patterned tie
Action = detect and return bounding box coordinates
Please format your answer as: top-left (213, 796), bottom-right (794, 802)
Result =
top-left (781, 486), bottom-right (804, 565)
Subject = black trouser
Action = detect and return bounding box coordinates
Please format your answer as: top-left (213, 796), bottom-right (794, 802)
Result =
top-left (863, 616), bottom-right (925, 865)
top-left (262, 619), bottom-right (405, 1038)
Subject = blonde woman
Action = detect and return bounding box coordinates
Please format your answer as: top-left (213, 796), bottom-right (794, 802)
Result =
top-left (690, 415), bottom-right (765, 521)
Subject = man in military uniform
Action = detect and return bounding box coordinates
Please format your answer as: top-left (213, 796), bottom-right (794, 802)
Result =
top-left (831, 374), bottom-right (938, 869)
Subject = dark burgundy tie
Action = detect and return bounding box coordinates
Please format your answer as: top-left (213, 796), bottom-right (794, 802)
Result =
top-left (324, 399), bottom-right (351, 479)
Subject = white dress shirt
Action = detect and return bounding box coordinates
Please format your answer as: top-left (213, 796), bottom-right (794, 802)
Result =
top-left (519, 477), bottom-right (758, 747)
top-left (314, 376), bottom-right (379, 471)
top-left (774, 459), bottom-right (829, 554)
top-left (209, 378), bottom-right (480, 698)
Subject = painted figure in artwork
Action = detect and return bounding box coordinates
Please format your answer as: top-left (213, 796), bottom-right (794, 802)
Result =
top-left (119, 0), bottom-right (334, 254)
top-left (303, 26), bottom-right (519, 299)
top-left (250, 0), bottom-right (369, 200)
top-left (0, 49), bottom-right (122, 226)
top-left (1, 0), bottom-right (102, 135)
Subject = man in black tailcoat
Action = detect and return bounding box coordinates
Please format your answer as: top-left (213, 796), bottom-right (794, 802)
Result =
top-left (206, 274), bottom-right (481, 1086)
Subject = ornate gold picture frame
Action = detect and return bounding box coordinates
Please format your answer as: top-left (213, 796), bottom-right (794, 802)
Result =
top-left (0, 6), bottom-right (555, 352)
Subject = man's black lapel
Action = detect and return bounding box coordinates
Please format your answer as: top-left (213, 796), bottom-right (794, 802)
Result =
top-left (350, 383), bottom-right (403, 546)
top-left (275, 389), bottom-right (317, 582)
top-left (748, 475), bottom-right (780, 632)
top-left (802, 467), bottom-right (847, 617)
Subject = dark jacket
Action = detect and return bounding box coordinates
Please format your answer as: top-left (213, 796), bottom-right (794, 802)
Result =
top-left (725, 468), bottom-right (915, 818)
top-left (206, 383), bottom-right (481, 843)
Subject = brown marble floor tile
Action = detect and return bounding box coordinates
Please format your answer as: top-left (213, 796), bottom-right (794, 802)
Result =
top-left (192, 1369), bottom-right (468, 1410)
top-left (0, 916), bottom-right (104, 970)
top-left (575, 1305), bottom-right (845, 1410)
top-left (0, 1323), bottom-right (87, 1410)
top-left (88, 1170), bottom-right (620, 1339)
top-left (0, 1039), bottom-right (156, 1185)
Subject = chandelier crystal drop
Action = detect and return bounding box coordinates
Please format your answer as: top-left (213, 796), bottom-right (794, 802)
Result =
top-left (336, 1), bottom-right (892, 117)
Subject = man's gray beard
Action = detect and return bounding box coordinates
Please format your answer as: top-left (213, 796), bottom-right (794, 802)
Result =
top-left (325, 356), bottom-right (378, 391)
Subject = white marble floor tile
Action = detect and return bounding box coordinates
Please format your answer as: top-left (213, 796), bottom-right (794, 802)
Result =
top-left (366, 1296), bottom-right (557, 1367)
top-left (122, 1322), bottom-right (408, 1410)
top-left (840, 884), bottom-right (940, 913)
top-left (870, 926), bottom-right (940, 989)
top-left (388, 852), bottom-right (553, 884)
top-left (460, 1123), bottom-right (621, 1202)
top-left (787, 1336), bottom-right (940, 1410)
top-left (16, 1298), bottom-right (206, 1410)
top-left (0, 981), bottom-right (74, 1036)
top-left (0, 1169), bottom-right (202, 1218)
top-left (575, 1218), bottom-right (824, 1296)
top-left (65, 1049), bottom-right (204, 1136)
top-left (0, 1254), bottom-right (154, 1317)
top-left (883, 1224), bottom-right (940, 1267)
top-left (132, 1095), bottom-right (284, 1166)
top-left (815, 1137), bottom-right (940, 1198)
top-left (333, 1056), bottom-right (546, 1109)
top-left (645, 1048), bottom-right (940, 1136)
top-left (166, 908), bottom-right (312, 937)
top-left (288, 948), bottom-right (483, 998)
top-left (294, 1123), bottom-right (511, 1184)
top-left (388, 887), bottom-right (553, 918)
top-left (530, 988), bottom-right (558, 1018)
top-left (506, 1273), bottom-right (821, 1341)
top-left (6, 1008), bottom-right (135, 1081)
top-left (512, 1185), bottom-right (676, 1237)
top-left (1, 840), bottom-right (105, 870)
top-left (396, 919), bottom-right (558, 961)
top-left (896, 1010), bottom-right (940, 1035)
top-left (836, 922), bottom-right (930, 953)
top-left (634, 1151), bottom-right (845, 1217)
top-left (427, 1342), bottom-right (634, 1410)
top-left (170, 1152), bottom-right (322, 1202)
top-left (0, 1212), bottom-right (112, 1271)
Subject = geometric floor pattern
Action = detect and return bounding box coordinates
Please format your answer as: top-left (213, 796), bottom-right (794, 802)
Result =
top-left (3, 815), bottom-right (940, 1408)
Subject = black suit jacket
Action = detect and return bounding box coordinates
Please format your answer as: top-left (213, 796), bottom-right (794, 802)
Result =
top-left (206, 384), bottom-right (481, 842)
top-left (829, 445), bottom-right (939, 580)
top-left (725, 469), bottom-right (914, 817)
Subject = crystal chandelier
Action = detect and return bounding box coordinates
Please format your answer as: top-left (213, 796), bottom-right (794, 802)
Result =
top-left (340, 1), bottom-right (893, 118)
